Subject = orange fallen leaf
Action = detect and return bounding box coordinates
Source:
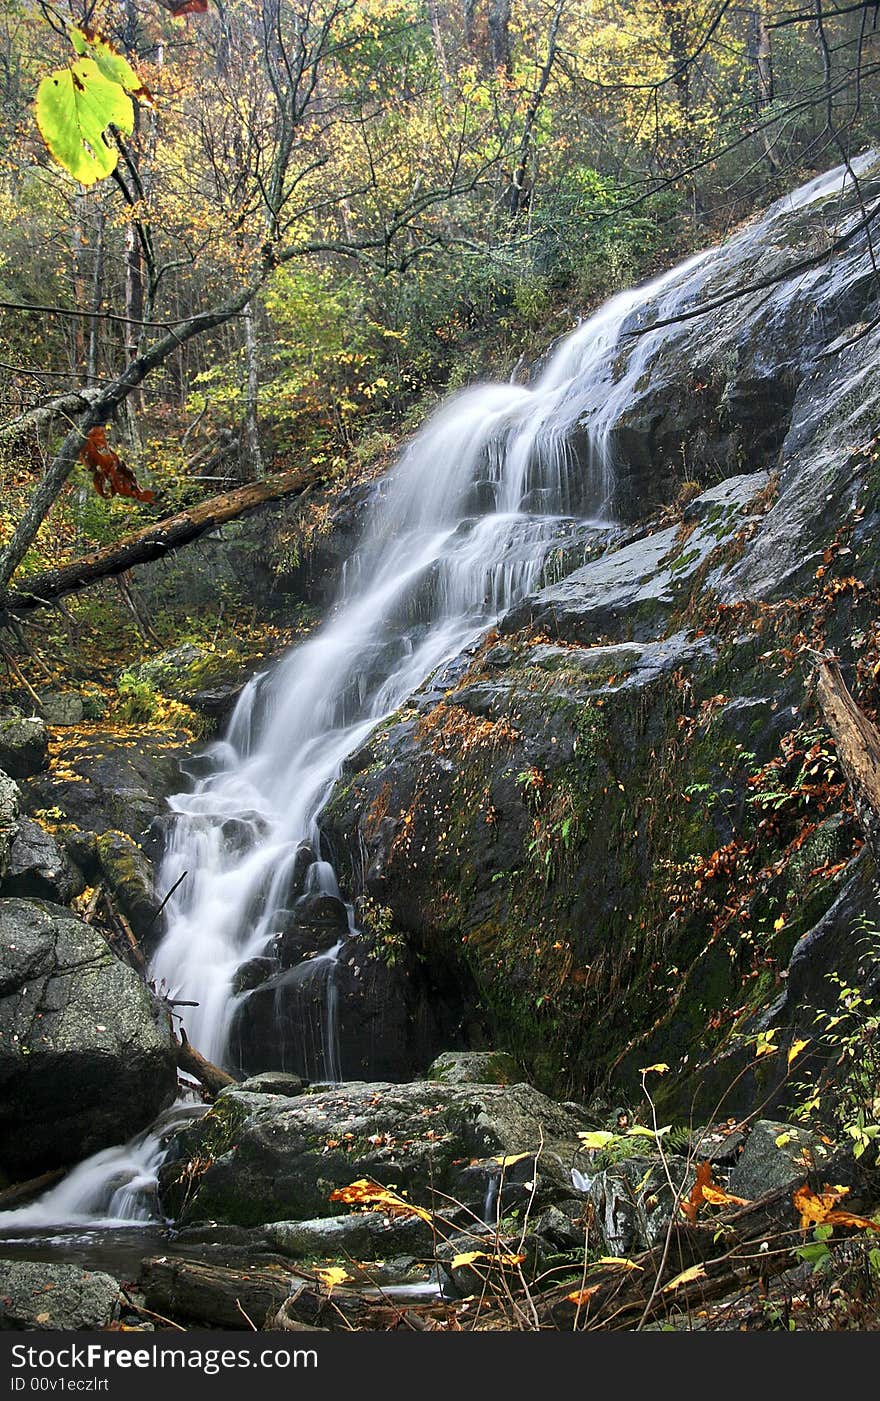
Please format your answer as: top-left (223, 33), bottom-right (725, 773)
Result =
top-left (566, 1286), bottom-right (601, 1306)
top-left (328, 1178), bottom-right (432, 1224)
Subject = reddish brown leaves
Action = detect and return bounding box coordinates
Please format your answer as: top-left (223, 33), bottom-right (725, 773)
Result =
top-left (154, 0), bottom-right (209, 14)
top-left (79, 427), bottom-right (154, 504)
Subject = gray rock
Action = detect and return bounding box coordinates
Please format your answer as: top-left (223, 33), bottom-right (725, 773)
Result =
top-left (236, 1071), bottom-right (306, 1096)
top-left (38, 692), bottom-right (84, 727)
top-left (426, 1050), bottom-right (521, 1085)
top-left (265, 1212), bottom-right (432, 1260)
top-left (0, 716), bottom-right (48, 779)
top-left (727, 1120), bottom-right (832, 1200)
top-left (0, 1260), bottom-right (122, 1330)
top-left (159, 1078), bottom-right (587, 1227)
top-left (24, 729), bottom-right (191, 842)
top-left (3, 818), bottom-right (80, 903)
top-left (508, 471), bottom-right (769, 643)
top-left (0, 771), bottom-right (20, 881)
top-left (573, 1154), bottom-right (691, 1256)
top-left (0, 898), bottom-right (178, 1175)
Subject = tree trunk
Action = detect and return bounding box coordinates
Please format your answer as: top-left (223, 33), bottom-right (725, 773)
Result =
top-left (87, 205), bottom-right (106, 388)
top-left (747, 1), bottom-right (781, 176)
top-left (815, 657), bottom-right (880, 869)
top-left (1, 462), bottom-right (323, 617)
top-left (488, 0), bottom-right (512, 77)
top-left (239, 301), bottom-right (264, 480)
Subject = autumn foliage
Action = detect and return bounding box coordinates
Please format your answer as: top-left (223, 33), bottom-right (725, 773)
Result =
top-left (79, 427), bottom-right (155, 504)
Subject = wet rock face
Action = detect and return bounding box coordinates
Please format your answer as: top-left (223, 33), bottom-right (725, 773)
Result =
top-left (159, 1078), bottom-right (589, 1226)
top-left (319, 158), bottom-right (880, 1107)
top-left (0, 898), bottom-right (178, 1176)
top-left (228, 933), bottom-right (472, 1083)
top-left (22, 729), bottom-right (192, 845)
top-left (2, 818), bottom-right (80, 904)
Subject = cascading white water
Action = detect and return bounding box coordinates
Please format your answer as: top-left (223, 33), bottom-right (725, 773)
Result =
top-left (149, 249), bottom-right (727, 1076)
top-left (0, 1104), bottom-right (205, 1230)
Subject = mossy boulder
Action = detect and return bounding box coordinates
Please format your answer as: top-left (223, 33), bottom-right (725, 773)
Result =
top-left (159, 1079), bottom-right (588, 1227)
top-left (427, 1050), bottom-right (521, 1085)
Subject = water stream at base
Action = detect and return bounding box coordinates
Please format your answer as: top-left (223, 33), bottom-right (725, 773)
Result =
top-left (0, 159), bottom-right (864, 1245)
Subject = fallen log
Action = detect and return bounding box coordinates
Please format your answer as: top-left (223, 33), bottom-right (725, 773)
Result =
top-left (2, 464), bottom-right (324, 618)
top-left (140, 1258), bottom-right (300, 1331)
top-left (140, 1257), bottom-right (370, 1331)
top-left (0, 1168), bottom-right (64, 1211)
top-left (815, 656), bottom-right (880, 869)
top-left (175, 1029), bottom-right (236, 1097)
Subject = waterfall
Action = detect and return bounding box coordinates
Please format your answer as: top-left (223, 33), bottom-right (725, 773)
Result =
top-left (149, 249), bottom-right (729, 1077)
top-left (0, 1104), bottom-right (205, 1230)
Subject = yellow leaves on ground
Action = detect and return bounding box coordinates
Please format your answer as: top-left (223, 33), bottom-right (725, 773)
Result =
top-left (680, 1160), bottom-right (751, 1223)
top-left (328, 1178), bottom-right (433, 1224)
top-left (793, 1183), bottom-right (880, 1233)
top-left (662, 1263), bottom-right (707, 1293)
top-left (449, 1250), bottom-right (525, 1270)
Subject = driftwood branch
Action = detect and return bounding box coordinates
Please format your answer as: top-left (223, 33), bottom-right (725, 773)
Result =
top-left (815, 657), bottom-right (880, 867)
top-left (175, 1028), bottom-right (236, 1097)
top-left (2, 465), bottom-right (324, 618)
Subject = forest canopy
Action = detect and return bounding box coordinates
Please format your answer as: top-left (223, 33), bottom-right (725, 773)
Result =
top-left (1, 0), bottom-right (879, 599)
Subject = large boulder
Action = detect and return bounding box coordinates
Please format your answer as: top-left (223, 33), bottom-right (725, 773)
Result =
top-left (0, 1261), bottom-right (122, 1330)
top-left (0, 715), bottom-right (48, 780)
top-left (0, 898), bottom-right (178, 1176)
top-left (2, 818), bottom-right (80, 904)
top-left (159, 1078), bottom-right (589, 1226)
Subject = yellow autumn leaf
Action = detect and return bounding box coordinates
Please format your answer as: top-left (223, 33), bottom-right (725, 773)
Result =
top-left (788, 1038), bottom-right (810, 1067)
top-left (700, 1183), bottom-right (751, 1208)
top-left (449, 1250), bottom-right (525, 1270)
top-left (577, 1131), bottom-right (615, 1150)
top-left (640, 1062), bottom-right (670, 1075)
top-left (592, 1256), bottom-right (643, 1271)
top-left (328, 1178), bottom-right (433, 1223)
top-left (662, 1263), bottom-right (706, 1292)
top-left (774, 915), bottom-right (786, 931)
top-left (491, 1152), bottom-right (533, 1168)
top-left (314, 1266), bottom-right (350, 1291)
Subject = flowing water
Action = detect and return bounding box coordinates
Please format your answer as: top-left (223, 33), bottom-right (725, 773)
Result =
top-left (0, 157), bottom-right (866, 1247)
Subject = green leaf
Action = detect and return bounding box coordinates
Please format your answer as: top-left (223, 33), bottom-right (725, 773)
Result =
top-left (70, 28), bottom-right (152, 99)
top-left (36, 59), bottom-right (133, 185)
